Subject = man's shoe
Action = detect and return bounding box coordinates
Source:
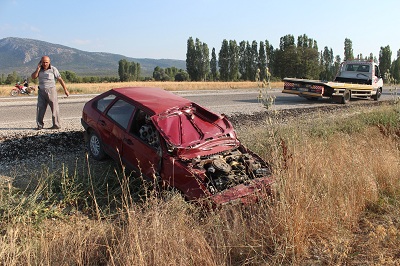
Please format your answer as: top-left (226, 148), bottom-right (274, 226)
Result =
top-left (36, 125), bottom-right (43, 130)
top-left (49, 125), bottom-right (61, 130)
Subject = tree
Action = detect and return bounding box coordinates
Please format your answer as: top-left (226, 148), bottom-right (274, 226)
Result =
top-left (258, 41), bottom-right (267, 81)
top-left (264, 39), bottom-right (275, 78)
top-left (5, 71), bottom-right (19, 85)
top-left (210, 47), bottom-right (218, 81)
top-left (196, 40), bottom-right (210, 81)
top-left (344, 38), bottom-right (354, 61)
top-left (391, 49), bottom-right (400, 82)
top-left (275, 34), bottom-right (298, 79)
top-left (128, 62), bottom-right (140, 81)
top-left (186, 37), bottom-right (196, 81)
top-left (369, 53), bottom-right (374, 61)
top-left (153, 66), bottom-right (181, 81)
top-left (165, 67), bottom-right (179, 81)
top-left (175, 71), bottom-right (190, 81)
top-left (297, 34), bottom-right (320, 79)
top-left (118, 59), bottom-right (129, 81)
top-left (153, 66), bottom-right (164, 81)
top-left (62, 70), bottom-right (79, 83)
top-left (379, 45), bottom-right (392, 81)
top-left (186, 37), bottom-right (210, 81)
top-left (320, 46), bottom-right (334, 81)
top-left (250, 41), bottom-right (259, 81)
top-left (228, 40), bottom-right (239, 81)
top-left (238, 41), bottom-right (247, 80)
top-left (243, 41), bottom-right (259, 81)
top-left (118, 59), bottom-right (140, 81)
top-left (218, 39), bottom-right (229, 81)
top-left (333, 55), bottom-right (342, 77)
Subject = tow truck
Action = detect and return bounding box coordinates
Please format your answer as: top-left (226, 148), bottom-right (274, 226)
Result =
top-left (282, 60), bottom-right (383, 104)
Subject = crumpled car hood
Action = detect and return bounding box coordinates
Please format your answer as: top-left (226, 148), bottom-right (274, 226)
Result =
top-left (152, 103), bottom-right (238, 159)
top-left (176, 137), bottom-right (240, 160)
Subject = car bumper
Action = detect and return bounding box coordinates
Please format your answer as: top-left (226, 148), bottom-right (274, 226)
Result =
top-left (208, 177), bottom-right (274, 206)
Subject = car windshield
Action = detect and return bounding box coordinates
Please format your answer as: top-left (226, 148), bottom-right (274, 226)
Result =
top-left (154, 104), bottom-right (232, 147)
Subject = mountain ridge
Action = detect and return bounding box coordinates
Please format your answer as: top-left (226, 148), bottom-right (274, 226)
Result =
top-left (0, 37), bottom-right (186, 77)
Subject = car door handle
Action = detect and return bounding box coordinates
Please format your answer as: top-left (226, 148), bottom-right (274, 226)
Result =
top-left (124, 138), bottom-right (133, 145)
top-left (99, 119), bottom-right (106, 126)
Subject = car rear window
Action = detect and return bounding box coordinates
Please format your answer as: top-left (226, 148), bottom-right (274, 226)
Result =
top-left (96, 94), bottom-right (116, 112)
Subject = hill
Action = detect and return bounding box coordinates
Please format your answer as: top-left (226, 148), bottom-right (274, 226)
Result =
top-left (0, 37), bottom-right (186, 77)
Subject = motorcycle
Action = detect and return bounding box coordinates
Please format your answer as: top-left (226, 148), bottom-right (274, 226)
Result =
top-left (10, 83), bottom-right (36, 96)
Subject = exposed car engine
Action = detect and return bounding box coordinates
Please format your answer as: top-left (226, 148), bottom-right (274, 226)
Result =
top-left (191, 148), bottom-right (271, 194)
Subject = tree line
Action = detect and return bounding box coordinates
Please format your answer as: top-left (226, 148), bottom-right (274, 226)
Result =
top-left (0, 58), bottom-right (189, 85)
top-left (1, 34), bottom-right (399, 85)
top-left (0, 71), bottom-right (120, 85)
top-left (186, 35), bottom-right (400, 83)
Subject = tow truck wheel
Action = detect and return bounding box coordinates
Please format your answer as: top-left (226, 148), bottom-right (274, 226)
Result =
top-left (342, 89), bottom-right (351, 104)
top-left (372, 88), bottom-right (382, 101)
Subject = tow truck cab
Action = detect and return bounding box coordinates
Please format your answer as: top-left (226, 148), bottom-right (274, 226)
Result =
top-left (334, 60), bottom-right (383, 87)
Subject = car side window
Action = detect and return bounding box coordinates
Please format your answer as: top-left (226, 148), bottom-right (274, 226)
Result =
top-left (130, 109), bottom-right (160, 149)
top-left (95, 94), bottom-right (116, 112)
top-left (106, 99), bottom-right (135, 130)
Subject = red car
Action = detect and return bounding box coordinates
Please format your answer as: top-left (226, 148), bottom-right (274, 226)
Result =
top-left (81, 87), bottom-right (273, 205)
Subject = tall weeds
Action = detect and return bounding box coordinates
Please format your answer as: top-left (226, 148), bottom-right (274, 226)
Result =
top-left (0, 105), bottom-right (399, 265)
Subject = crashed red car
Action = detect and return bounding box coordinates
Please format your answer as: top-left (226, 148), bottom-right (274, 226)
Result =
top-left (81, 87), bottom-right (273, 205)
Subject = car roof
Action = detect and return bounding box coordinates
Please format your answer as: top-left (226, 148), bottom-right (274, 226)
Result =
top-left (111, 87), bottom-right (192, 114)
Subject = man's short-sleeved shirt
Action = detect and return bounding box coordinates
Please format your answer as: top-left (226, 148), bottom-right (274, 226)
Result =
top-left (38, 66), bottom-right (61, 89)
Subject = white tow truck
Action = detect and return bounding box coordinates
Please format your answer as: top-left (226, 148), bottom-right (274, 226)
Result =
top-left (282, 60), bottom-right (383, 104)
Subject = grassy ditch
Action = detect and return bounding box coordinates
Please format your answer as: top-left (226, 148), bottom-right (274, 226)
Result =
top-left (0, 104), bottom-right (399, 265)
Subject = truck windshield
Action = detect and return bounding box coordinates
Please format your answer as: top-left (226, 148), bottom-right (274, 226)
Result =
top-left (345, 64), bottom-right (370, 72)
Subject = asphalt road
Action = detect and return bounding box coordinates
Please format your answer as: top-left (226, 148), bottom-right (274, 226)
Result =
top-left (0, 88), bottom-right (395, 129)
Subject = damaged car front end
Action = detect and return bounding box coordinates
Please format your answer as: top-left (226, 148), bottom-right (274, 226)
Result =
top-left (153, 102), bottom-right (273, 205)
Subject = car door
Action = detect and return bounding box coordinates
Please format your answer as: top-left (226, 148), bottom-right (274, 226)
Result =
top-left (122, 108), bottom-right (162, 179)
top-left (97, 98), bottom-right (135, 160)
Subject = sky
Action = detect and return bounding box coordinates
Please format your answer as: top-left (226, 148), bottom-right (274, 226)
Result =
top-left (1, 0), bottom-right (399, 61)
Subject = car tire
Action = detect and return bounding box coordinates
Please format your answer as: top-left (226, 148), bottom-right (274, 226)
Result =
top-left (88, 131), bottom-right (106, 160)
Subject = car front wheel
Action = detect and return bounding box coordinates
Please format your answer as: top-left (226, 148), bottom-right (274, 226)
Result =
top-left (88, 131), bottom-right (106, 160)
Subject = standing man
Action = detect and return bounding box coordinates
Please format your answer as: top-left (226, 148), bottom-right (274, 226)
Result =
top-left (31, 55), bottom-right (69, 130)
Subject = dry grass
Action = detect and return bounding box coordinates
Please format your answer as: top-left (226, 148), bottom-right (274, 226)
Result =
top-left (0, 105), bottom-right (399, 265)
top-left (0, 81), bottom-right (284, 96)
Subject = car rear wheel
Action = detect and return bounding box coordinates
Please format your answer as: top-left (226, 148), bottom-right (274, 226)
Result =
top-left (88, 131), bottom-right (106, 160)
